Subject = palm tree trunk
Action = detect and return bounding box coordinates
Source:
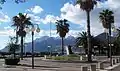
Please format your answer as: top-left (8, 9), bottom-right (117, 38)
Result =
top-left (107, 33), bottom-right (110, 58)
top-left (109, 24), bottom-right (112, 66)
top-left (61, 37), bottom-right (64, 55)
top-left (21, 36), bottom-right (23, 60)
top-left (86, 11), bottom-right (92, 62)
top-left (13, 48), bottom-right (15, 58)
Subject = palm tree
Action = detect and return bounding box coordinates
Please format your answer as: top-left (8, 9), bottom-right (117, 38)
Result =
top-left (99, 9), bottom-right (114, 58)
top-left (76, 32), bottom-right (88, 54)
top-left (12, 13), bottom-right (32, 59)
top-left (76, 32), bottom-right (98, 54)
top-left (76, 0), bottom-right (97, 61)
top-left (113, 28), bottom-right (120, 55)
top-left (55, 19), bottom-right (69, 55)
top-left (6, 36), bottom-right (20, 58)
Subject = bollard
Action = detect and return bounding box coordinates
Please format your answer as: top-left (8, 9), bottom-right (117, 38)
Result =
top-left (80, 56), bottom-right (83, 61)
top-left (91, 64), bottom-right (96, 71)
top-left (116, 58), bottom-right (119, 63)
top-left (112, 59), bottom-right (116, 65)
top-left (118, 58), bottom-right (120, 63)
top-left (99, 62), bottom-right (104, 69)
top-left (81, 66), bottom-right (88, 71)
top-left (117, 58), bottom-right (120, 63)
top-left (44, 55), bottom-right (47, 59)
top-left (56, 55), bottom-right (58, 56)
top-left (119, 57), bottom-right (120, 62)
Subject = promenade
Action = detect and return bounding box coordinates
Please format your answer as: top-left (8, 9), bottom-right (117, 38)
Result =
top-left (0, 56), bottom-right (119, 71)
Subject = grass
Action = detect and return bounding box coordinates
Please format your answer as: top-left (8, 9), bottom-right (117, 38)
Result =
top-left (46, 54), bottom-right (86, 61)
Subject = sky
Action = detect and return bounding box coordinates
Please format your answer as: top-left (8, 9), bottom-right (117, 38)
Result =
top-left (0, 0), bottom-right (119, 49)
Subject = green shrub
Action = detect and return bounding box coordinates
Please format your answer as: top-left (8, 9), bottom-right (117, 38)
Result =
top-left (53, 56), bottom-right (66, 60)
top-left (5, 58), bottom-right (20, 65)
top-left (67, 54), bottom-right (79, 57)
top-left (52, 55), bottom-right (80, 61)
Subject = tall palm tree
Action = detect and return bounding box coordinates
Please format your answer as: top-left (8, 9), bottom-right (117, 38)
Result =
top-left (76, 0), bottom-right (97, 61)
top-left (99, 9), bottom-right (114, 58)
top-left (12, 13), bottom-right (32, 60)
top-left (55, 19), bottom-right (69, 55)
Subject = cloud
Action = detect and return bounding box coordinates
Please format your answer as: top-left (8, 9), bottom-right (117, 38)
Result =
top-left (26, 5), bottom-right (43, 14)
top-left (60, 0), bottom-right (120, 36)
top-left (97, 0), bottom-right (120, 9)
top-left (61, 3), bottom-right (86, 24)
top-left (0, 12), bottom-right (10, 23)
top-left (27, 13), bottom-right (41, 24)
top-left (41, 15), bottom-right (60, 24)
top-left (27, 13), bottom-right (60, 24)
top-left (0, 29), bottom-right (15, 36)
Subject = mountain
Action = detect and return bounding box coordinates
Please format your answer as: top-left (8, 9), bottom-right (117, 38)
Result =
top-left (95, 32), bottom-right (115, 45)
top-left (1, 36), bottom-right (76, 52)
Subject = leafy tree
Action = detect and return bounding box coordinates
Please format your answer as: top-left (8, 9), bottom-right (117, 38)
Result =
top-left (12, 13), bottom-right (32, 59)
top-left (76, 0), bottom-right (97, 62)
top-left (99, 9), bottom-right (114, 57)
top-left (0, 0), bottom-right (26, 9)
top-left (55, 19), bottom-right (69, 55)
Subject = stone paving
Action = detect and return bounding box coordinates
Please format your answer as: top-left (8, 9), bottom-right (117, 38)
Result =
top-left (0, 56), bottom-right (119, 71)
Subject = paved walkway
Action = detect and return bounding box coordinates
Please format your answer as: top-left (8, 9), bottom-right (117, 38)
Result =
top-left (0, 56), bottom-right (119, 71)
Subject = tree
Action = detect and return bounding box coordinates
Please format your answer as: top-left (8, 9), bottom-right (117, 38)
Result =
top-left (55, 19), bottom-right (70, 55)
top-left (113, 28), bottom-right (120, 55)
top-left (76, 0), bottom-right (97, 62)
top-left (76, 31), bottom-right (98, 54)
top-left (0, 0), bottom-right (26, 9)
top-left (99, 9), bottom-right (114, 57)
top-left (12, 13), bottom-right (32, 60)
top-left (0, 0), bottom-right (26, 4)
top-left (76, 32), bottom-right (87, 54)
top-left (6, 36), bottom-right (20, 58)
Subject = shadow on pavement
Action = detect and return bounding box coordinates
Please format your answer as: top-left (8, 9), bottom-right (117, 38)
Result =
top-left (48, 60), bottom-right (98, 63)
top-left (17, 64), bottom-right (60, 68)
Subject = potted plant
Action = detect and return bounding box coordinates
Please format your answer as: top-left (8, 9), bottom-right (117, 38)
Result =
top-left (5, 36), bottom-right (20, 65)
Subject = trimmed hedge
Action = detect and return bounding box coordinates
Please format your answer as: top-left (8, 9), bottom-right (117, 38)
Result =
top-left (5, 58), bottom-right (20, 65)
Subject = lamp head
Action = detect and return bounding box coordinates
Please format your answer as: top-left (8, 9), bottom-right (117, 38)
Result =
top-left (36, 27), bottom-right (40, 33)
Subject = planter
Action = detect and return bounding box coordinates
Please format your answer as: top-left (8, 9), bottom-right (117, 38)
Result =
top-left (5, 58), bottom-right (20, 65)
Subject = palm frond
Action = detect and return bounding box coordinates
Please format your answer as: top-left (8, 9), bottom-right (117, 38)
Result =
top-left (55, 19), bottom-right (70, 37)
top-left (99, 9), bottom-right (114, 29)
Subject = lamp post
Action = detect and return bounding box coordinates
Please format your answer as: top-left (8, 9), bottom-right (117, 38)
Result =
top-left (31, 24), bottom-right (40, 69)
top-left (109, 43), bottom-right (114, 66)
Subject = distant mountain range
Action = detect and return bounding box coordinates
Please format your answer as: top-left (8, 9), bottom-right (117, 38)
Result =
top-left (1, 32), bottom-right (116, 52)
top-left (1, 36), bottom-right (76, 52)
top-left (95, 32), bottom-right (115, 45)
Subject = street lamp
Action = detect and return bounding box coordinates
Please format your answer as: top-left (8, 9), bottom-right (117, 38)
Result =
top-left (31, 24), bottom-right (40, 69)
top-left (109, 43), bottom-right (114, 66)
top-left (25, 24), bottom-right (40, 69)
